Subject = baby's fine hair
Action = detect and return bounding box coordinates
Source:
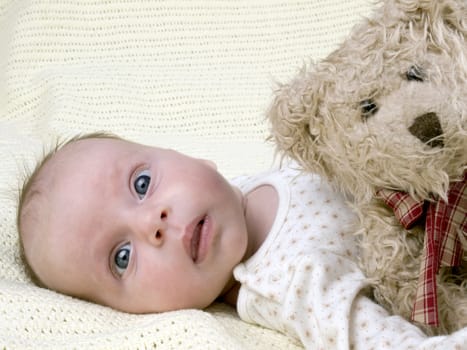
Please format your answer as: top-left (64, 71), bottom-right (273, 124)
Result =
top-left (17, 131), bottom-right (121, 287)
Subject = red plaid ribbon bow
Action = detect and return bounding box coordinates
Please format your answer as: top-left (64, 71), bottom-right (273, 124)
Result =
top-left (377, 171), bottom-right (467, 327)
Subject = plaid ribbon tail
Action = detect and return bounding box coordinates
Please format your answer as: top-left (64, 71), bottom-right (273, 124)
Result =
top-left (411, 203), bottom-right (439, 326)
top-left (411, 172), bottom-right (466, 326)
top-left (439, 175), bottom-right (467, 267)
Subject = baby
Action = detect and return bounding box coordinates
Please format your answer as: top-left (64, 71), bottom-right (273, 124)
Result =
top-left (18, 132), bottom-right (467, 349)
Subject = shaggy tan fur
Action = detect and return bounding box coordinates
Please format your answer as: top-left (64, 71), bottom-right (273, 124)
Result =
top-left (268, 0), bottom-right (467, 335)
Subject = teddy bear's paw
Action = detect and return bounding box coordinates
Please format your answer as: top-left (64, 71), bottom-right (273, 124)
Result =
top-left (367, 264), bottom-right (467, 336)
top-left (432, 267), bottom-right (467, 335)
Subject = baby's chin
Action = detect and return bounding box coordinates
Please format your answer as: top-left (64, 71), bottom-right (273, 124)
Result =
top-left (116, 300), bottom-right (210, 314)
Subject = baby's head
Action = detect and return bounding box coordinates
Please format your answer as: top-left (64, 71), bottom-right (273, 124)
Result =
top-left (18, 133), bottom-right (248, 313)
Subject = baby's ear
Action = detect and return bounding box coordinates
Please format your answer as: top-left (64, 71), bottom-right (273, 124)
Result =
top-left (200, 159), bottom-right (217, 170)
top-left (268, 70), bottom-right (323, 166)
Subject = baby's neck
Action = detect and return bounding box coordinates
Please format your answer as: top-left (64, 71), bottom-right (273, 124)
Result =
top-left (242, 184), bottom-right (278, 261)
top-left (220, 184), bottom-right (278, 306)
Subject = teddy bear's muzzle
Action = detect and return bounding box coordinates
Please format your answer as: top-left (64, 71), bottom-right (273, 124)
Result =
top-left (408, 112), bottom-right (444, 148)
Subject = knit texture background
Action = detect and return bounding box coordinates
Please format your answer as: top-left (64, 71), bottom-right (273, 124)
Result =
top-left (0, 1), bottom-right (372, 348)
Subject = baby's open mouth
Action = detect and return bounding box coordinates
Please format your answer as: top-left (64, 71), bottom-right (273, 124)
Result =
top-left (191, 218), bottom-right (205, 262)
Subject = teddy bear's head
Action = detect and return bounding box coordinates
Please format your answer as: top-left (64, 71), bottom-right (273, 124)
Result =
top-left (269, 0), bottom-right (467, 203)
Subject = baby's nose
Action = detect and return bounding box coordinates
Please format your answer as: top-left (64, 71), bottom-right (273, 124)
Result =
top-left (152, 210), bottom-right (167, 246)
top-left (136, 206), bottom-right (168, 246)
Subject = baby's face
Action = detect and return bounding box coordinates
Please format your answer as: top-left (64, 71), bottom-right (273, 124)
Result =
top-left (25, 138), bottom-right (248, 313)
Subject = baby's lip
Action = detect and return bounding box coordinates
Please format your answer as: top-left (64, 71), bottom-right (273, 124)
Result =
top-left (183, 215), bottom-right (206, 262)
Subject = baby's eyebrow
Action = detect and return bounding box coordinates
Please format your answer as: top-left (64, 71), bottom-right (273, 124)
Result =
top-left (83, 205), bottom-right (119, 279)
top-left (92, 235), bottom-right (123, 292)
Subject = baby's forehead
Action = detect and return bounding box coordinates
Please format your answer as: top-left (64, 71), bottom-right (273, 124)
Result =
top-left (30, 139), bottom-right (120, 232)
top-left (59, 137), bottom-right (130, 156)
top-left (46, 137), bottom-right (135, 171)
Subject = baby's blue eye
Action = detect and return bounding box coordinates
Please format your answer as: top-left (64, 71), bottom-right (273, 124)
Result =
top-left (134, 170), bottom-right (151, 199)
top-left (114, 243), bottom-right (131, 276)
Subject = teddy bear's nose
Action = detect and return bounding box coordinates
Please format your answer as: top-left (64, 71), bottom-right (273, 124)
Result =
top-left (408, 112), bottom-right (444, 148)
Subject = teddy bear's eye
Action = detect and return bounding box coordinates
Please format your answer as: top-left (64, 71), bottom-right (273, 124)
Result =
top-left (406, 65), bottom-right (424, 82)
top-left (360, 99), bottom-right (378, 120)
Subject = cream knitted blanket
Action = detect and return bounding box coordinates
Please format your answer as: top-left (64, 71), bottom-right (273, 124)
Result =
top-left (0, 1), bottom-right (372, 348)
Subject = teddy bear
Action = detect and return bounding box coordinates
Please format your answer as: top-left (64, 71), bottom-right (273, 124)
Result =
top-left (268, 0), bottom-right (466, 335)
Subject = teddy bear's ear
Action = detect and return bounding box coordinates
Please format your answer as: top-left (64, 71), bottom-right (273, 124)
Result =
top-left (386, 0), bottom-right (467, 36)
top-left (268, 70), bottom-right (325, 170)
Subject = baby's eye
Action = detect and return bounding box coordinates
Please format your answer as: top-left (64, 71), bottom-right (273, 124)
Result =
top-left (134, 169), bottom-right (151, 199)
top-left (114, 243), bottom-right (131, 276)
